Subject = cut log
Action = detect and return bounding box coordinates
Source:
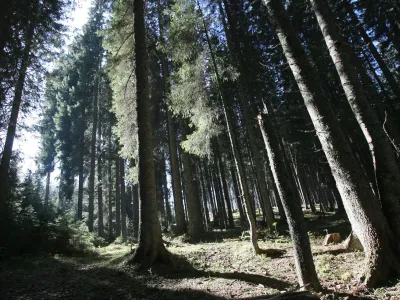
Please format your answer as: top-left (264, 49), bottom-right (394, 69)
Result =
top-left (342, 232), bottom-right (363, 251)
top-left (323, 233), bottom-right (341, 245)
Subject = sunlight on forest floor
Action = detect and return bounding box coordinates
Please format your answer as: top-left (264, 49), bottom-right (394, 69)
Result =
top-left (1, 214), bottom-right (400, 299)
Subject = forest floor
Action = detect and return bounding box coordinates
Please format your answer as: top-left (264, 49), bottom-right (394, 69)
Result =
top-left (1, 213), bottom-right (400, 300)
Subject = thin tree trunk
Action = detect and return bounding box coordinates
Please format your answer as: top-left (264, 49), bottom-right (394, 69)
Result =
top-left (258, 113), bottom-right (321, 291)
top-left (97, 119), bottom-right (104, 238)
top-left (115, 157), bottom-right (121, 237)
top-left (132, 183), bottom-right (139, 240)
top-left (129, 0), bottom-right (169, 266)
top-left (120, 158), bottom-right (127, 241)
top-left (263, 0), bottom-right (400, 287)
top-left (219, 0), bottom-right (275, 229)
top-left (198, 0), bottom-right (261, 253)
top-left (215, 143), bottom-right (235, 228)
top-left (108, 122), bottom-right (113, 240)
top-left (44, 171), bottom-right (51, 211)
top-left (230, 167), bottom-right (246, 226)
top-left (162, 154), bottom-right (172, 228)
top-left (0, 14), bottom-right (35, 197)
top-left (311, 0), bottom-right (400, 240)
top-left (88, 81), bottom-right (98, 232)
top-left (199, 164), bottom-right (210, 229)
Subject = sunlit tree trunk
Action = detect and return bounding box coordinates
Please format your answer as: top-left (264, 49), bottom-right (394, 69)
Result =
top-left (129, 0), bottom-right (169, 266)
top-left (259, 113), bottom-right (321, 291)
top-left (311, 0), bottom-right (400, 239)
top-left (263, 0), bottom-right (400, 287)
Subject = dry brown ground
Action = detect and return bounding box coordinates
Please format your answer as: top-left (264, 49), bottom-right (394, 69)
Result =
top-left (1, 215), bottom-right (399, 299)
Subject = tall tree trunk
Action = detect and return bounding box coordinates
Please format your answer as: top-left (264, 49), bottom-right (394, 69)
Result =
top-left (212, 163), bottom-right (227, 228)
top-left (44, 171), bottom-right (51, 211)
top-left (115, 157), bottom-right (121, 237)
top-left (215, 143), bottom-right (234, 228)
top-left (258, 114), bottom-right (321, 291)
top-left (162, 154), bottom-right (172, 227)
top-left (263, 0), bottom-right (400, 287)
top-left (97, 120), bottom-right (104, 238)
top-left (88, 85), bottom-right (98, 232)
top-left (199, 164), bottom-right (210, 229)
top-left (198, 0), bottom-right (261, 253)
top-left (158, 0), bottom-right (186, 235)
top-left (129, 0), bottom-right (169, 266)
top-left (108, 123), bottom-right (113, 240)
top-left (219, 0), bottom-right (275, 230)
top-left (311, 0), bottom-right (400, 239)
top-left (132, 183), bottom-right (139, 240)
top-left (120, 158), bottom-right (127, 241)
top-left (204, 162), bottom-right (218, 225)
top-left (0, 15), bottom-right (35, 198)
top-left (181, 127), bottom-right (204, 241)
top-left (230, 167), bottom-right (246, 226)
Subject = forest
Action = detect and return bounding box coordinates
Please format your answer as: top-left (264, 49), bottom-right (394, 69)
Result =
top-left (1, 0), bottom-right (400, 298)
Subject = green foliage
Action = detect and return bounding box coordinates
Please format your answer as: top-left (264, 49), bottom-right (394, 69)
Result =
top-left (165, 0), bottom-right (222, 157)
top-left (104, 0), bottom-right (138, 160)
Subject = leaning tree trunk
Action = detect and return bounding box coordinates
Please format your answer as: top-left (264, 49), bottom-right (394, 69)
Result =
top-left (198, 0), bottom-right (261, 253)
top-left (219, 0), bottom-right (275, 230)
top-left (263, 0), bottom-right (400, 287)
top-left (258, 114), bottom-right (321, 291)
top-left (0, 14), bottom-right (35, 200)
top-left (129, 0), bottom-right (170, 266)
top-left (310, 0), bottom-right (400, 240)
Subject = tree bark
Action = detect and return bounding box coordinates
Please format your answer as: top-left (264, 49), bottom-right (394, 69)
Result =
top-left (263, 0), bottom-right (400, 287)
top-left (310, 0), bottom-right (400, 239)
top-left (132, 183), bottom-right (139, 240)
top-left (198, 0), bottom-right (261, 253)
top-left (120, 158), bottom-right (127, 241)
top-left (129, 0), bottom-right (169, 266)
top-left (258, 113), bottom-right (321, 291)
top-left (88, 74), bottom-right (99, 232)
top-left (44, 171), bottom-right (51, 211)
top-left (219, 0), bottom-right (275, 230)
top-left (215, 143), bottom-right (235, 228)
top-left (97, 116), bottom-right (104, 237)
top-left (0, 13), bottom-right (35, 198)
top-left (181, 126), bottom-right (204, 241)
top-left (115, 157), bottom-right (121, 237)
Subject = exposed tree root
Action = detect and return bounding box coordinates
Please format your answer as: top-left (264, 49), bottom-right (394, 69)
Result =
top-left (238, 290), bottom-right (319, 299)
